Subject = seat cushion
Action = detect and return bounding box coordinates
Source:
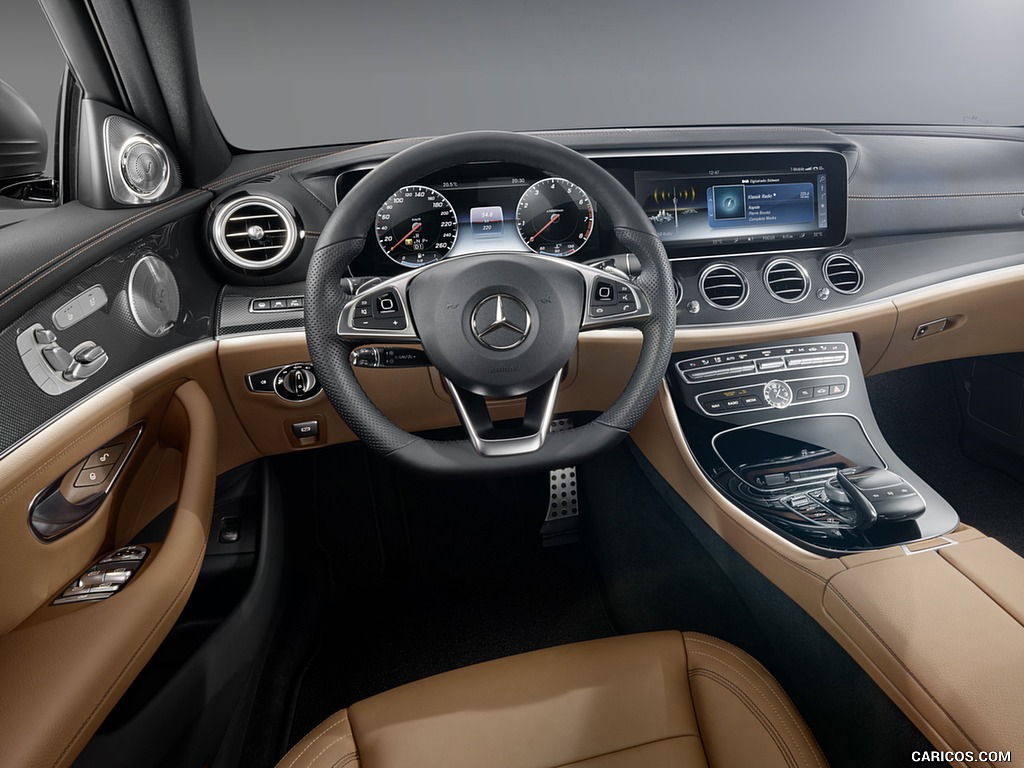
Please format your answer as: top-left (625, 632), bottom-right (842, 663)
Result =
top-left (277, 631), bottom-right (827, 768)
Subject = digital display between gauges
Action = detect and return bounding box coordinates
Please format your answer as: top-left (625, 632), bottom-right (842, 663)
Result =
top-left (516, 177), bottom-right (594, 256)
top-left (375, 185), bottom-right (458, 268)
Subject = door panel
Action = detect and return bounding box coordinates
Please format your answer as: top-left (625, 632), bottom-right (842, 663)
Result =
top-left (0, 380), bottom-right (218, 767)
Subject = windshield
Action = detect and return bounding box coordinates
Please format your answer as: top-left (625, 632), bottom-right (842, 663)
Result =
top-left (191, 0), bottom-right (1024, 150)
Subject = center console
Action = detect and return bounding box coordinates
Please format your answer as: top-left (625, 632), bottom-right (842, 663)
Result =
top-left (666, 333), bottom-right (959, 555)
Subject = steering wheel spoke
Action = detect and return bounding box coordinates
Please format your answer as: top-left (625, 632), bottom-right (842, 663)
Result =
top-left (445, 371), bottom-right (562, 457)
top-left (337, 272), bottom-right (420, 341)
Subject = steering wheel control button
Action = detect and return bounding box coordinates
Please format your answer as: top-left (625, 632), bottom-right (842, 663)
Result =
top-left (350, 347), bottom-right (430, 369)
top-left (84, 444), bottom-right (126, 469)
top-left (291, 420), bottom-right (320, 440)
top-left (588, 278), bottom-right (641, 320)
top-left (349, 289), bottom-right (410, 331)
top-left (74, 464), bottom-right (115, 489)
top-left (471, 294), bottom-right (531, 350)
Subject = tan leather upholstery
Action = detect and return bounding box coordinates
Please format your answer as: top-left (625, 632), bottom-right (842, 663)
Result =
top-left (278, 631), bottom-right (827, 768)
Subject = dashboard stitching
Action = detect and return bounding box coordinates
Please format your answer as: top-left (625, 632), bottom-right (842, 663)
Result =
top-left (0, 189), bottom-right (209, 315)
top-left (824, 581), bottom-right (983, 754)
top-left (850, 192), bottom-right (1024, 200)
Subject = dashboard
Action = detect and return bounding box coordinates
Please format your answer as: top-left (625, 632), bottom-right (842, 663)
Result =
top-left (5, 125), bottom-right (1024, 459)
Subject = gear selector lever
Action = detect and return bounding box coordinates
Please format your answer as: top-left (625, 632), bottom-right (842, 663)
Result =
top-left (835, 466), bottom-right (926, 528)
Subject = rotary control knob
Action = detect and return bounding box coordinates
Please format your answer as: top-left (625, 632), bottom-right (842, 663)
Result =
top-left (823, 476), bottom-right (851, 505)
top-left (274, 363), bottom-right (320, 402)
top-left (762, 379), bottom-right (794, 409)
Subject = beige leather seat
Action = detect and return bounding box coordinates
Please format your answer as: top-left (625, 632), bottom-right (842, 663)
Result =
top-left (278, 631), bottom-right (827, 768)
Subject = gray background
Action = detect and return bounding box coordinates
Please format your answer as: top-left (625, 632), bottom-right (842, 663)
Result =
top-left (189, 0), bottom-right (1024, 149)
top-left (0, 5), bottom-right (65, 172)
top-left (1, 0), bottom-right (1023, 158)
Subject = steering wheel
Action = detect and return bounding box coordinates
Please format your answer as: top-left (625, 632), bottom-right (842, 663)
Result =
top-left (305, 131), bottom-right (674, 475)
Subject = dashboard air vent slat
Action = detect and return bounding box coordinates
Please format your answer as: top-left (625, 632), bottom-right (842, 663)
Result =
top-left (211, 195), bottom-right (298, 271)
top-left (823, 252), bottom-right (864, 294)
top-left (764, 259), bottom-right (809, 303)
top-left (699, 264), bottom-right (748, 310)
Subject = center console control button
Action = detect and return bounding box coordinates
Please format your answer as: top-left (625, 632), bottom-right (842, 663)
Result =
top-left (678, 342), bottom-right (848, 384)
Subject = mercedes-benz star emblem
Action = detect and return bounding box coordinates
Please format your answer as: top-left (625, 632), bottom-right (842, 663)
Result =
top-left (471, 294), bottom-right (531, 350)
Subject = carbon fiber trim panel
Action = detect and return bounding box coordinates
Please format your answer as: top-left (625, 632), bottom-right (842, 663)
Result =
top-left (0, 220), bottom-right (219, 456)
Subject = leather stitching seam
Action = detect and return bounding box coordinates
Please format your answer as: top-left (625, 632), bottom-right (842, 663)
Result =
top-left (282, 716), bottom-right (350, 768)
top-left (687, 650), bottom-right (813, 768)
top-left (687, 635), bottom-right (825, 767)
top-left (688, 668), bottom-right (800, 768)
top-left (331, 754), bottom-right (359, 768)
top-left (298, 735), bottom-right (352, 768)
top-left (0, 377), bottom-right (185, 507)
top-left (825, 581), bottom-right (983, 754)
top-left (0, 190), bottom-right (208, 314)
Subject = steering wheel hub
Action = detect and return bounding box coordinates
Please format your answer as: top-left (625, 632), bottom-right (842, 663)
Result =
top-left (408, 253), bottom-right (584, 398)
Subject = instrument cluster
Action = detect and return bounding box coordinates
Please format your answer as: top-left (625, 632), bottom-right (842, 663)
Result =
top-left (360, 166), bottom-right (599, 270)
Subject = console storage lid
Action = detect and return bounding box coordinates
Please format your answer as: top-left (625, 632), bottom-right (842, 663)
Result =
top-left (824, 536), bottom-right (1024, 764)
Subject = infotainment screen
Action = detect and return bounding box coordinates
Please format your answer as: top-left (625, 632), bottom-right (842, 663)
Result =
top-left (603, 151), bottom-right (847, 258)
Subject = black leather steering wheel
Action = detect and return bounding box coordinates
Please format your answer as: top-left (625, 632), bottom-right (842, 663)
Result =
top-left (305, 131), bottom-right (674, 475)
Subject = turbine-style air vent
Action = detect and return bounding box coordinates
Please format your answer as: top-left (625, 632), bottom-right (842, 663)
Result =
top-left (211, 195), bottom-right (298, 271)
top-left (822, 252), bottom-right (864, 294)
top-left (764, 259), bottom-right (809, 303)
top-left (699, 264), bottom-right (748, 310)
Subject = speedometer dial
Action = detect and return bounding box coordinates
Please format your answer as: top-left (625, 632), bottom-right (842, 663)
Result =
top-left (516, 177), bottom-right (594, 256)
top-left (375, 185), bottom-right (458, 268)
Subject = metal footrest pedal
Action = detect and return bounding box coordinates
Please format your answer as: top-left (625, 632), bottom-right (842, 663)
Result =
top-left (540, 418), bottom-right (580, 547)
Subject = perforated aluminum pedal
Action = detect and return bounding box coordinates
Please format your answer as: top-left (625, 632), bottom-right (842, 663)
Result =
top-left (540, 418), bottom-right (579, 546)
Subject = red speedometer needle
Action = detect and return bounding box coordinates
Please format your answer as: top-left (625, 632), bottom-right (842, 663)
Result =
top-left (388, 222), bottom-right (422, 254)
top-left (529, 213), bottom-right (560, 243)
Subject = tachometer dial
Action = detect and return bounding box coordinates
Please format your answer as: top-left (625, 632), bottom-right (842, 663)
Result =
top-left (375, 185), bottom-right (458, 268)
top-left (516, 177), bottom-right (594, 256)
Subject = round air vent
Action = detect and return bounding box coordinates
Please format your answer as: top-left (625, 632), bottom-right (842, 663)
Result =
top-left (211, 195), bottom-right (299, 271)
top-left (822, 252), bottom-right (864, 294)
top-left (699, 263), bottom-right (748, 310)
top-left (763, 259), bottom-right (810, 303)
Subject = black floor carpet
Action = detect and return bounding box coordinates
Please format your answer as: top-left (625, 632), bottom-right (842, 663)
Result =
top-left (866, 362), bottom-right (1024, 555)
top-left (275, 444), bottom-right (617, 753)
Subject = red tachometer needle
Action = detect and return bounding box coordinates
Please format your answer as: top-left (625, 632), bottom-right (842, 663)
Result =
top-left (388, 222), bottom-right (422, 254)
top-left (529, 213), bottom-right (560, 243)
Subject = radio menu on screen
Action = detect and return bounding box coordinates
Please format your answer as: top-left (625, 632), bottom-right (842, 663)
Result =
top-left (617, 151), bottom-right (847, 258)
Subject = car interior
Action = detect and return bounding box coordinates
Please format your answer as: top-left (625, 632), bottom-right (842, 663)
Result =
top-left (2, 2), bottom-right (1024, 767)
